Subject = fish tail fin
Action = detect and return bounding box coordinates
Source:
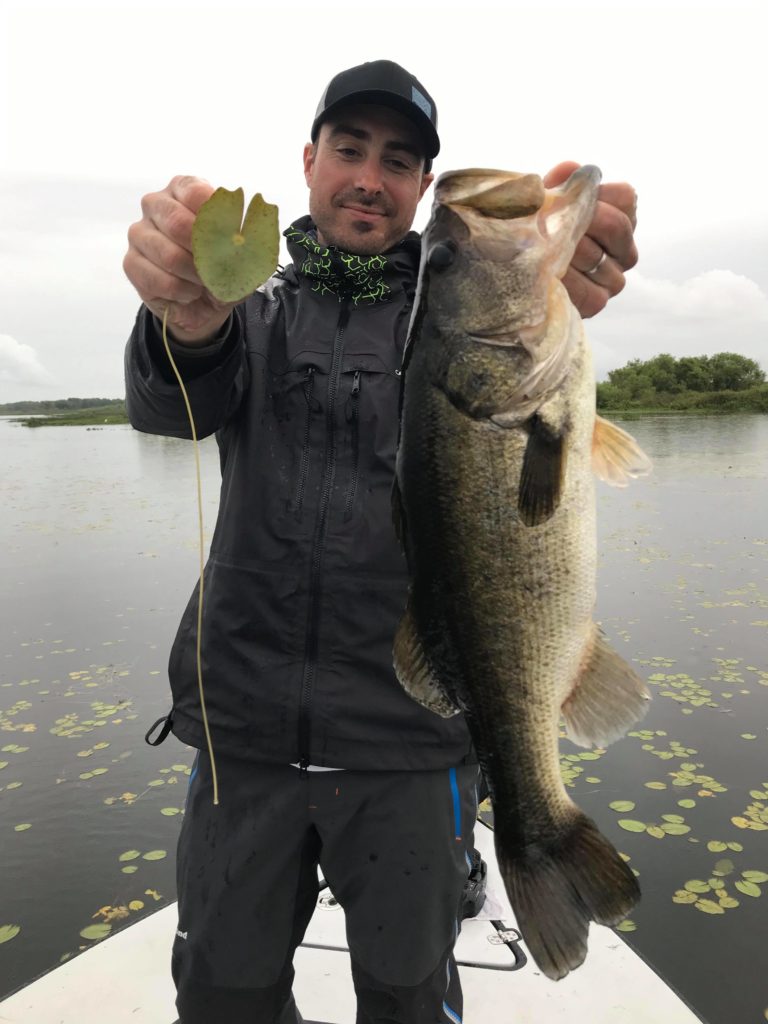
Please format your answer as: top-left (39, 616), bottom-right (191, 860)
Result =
top-left (495, 808), bottom-right (640, 981)
top-left (592, 415), bottom-right (652, 486)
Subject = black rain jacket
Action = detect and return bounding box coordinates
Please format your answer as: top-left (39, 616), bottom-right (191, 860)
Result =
top-left (124, 218), bottom-right (475, 770)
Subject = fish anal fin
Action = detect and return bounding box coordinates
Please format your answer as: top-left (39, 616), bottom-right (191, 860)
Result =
top-left (592, 415), bottom-right (652, 487)
top-left (393, 601), bottom-right (459, 719)
top-left (562, 626), bottom-right (650, 747)
top-left (517, 413), bottom-right (566, 527)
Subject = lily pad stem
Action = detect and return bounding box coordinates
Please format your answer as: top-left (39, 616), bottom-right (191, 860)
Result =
top-left (161, 306), bottom-right (220, 806)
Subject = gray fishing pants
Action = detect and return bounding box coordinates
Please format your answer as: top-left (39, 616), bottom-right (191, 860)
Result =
top-left (172, 753), bottom-right (478, 1024)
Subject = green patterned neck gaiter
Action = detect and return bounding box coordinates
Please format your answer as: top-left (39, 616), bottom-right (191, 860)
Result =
top-left (284, 225), bottom-right (392, 306)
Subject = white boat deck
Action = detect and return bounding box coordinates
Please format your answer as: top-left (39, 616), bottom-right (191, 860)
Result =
top-left (0, 823), bottom-right (703, 1023)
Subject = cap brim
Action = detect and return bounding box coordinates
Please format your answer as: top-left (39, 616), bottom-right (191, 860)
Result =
top-left (311, 90), bottom-right (440, 160)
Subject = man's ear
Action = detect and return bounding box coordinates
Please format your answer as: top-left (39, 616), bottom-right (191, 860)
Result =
top-left (303, 142), bottom-right (316, 187)
top-left (418, 172), bottom-right (435, 201)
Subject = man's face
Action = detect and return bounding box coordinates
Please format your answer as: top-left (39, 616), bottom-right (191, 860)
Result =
top-left (303, 103), bottom-right (434, 254)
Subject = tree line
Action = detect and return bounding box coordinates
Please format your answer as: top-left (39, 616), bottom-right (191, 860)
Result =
top-left (597, 353), bottom-right (768, 412)
top-left (0, 397), bottom-right (125, 415)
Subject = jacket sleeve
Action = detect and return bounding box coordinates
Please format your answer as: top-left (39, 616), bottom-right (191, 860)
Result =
top-left (124, 304), bottom-right (249, 439)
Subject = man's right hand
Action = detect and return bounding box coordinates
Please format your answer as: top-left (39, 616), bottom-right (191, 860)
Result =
top-left (124, 176), bottom-right (236, 346)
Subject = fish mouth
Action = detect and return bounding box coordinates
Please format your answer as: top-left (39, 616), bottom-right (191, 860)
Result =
top-left (434, 165), bottom-right (601, 222)
top-left (432, 165), bottom-right (602, 277)
top-left (435, 169), bottom-right (547, 220)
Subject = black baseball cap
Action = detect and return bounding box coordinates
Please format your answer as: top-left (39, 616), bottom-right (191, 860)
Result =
top-left (311, 59), bottom-right (439, 172)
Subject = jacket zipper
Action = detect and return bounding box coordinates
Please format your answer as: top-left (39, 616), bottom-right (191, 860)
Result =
top-left (343, 370), bottom-right (361, 521)
top-left (297, 301), bottom-right (350, 768)
top-left (291, 365), bottom-right (316, 520)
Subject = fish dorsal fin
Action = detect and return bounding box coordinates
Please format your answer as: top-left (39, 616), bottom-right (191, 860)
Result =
top-left (393, 601), bottom-right (460, 719)
top-left (592, 415), bottom-right (652, 486)
top-left (561, 626), bottom-right (650, 747)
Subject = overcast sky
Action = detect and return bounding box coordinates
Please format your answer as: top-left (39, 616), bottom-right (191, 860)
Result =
top-left (1, 0), bottom-right (766, 402)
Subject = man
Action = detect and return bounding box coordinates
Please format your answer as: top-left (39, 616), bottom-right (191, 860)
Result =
top-left (123, 60), bottom-right (637, 1024)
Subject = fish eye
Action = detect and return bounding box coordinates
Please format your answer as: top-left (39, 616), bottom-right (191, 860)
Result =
top-left (427, 241), bottom-right (457, 271)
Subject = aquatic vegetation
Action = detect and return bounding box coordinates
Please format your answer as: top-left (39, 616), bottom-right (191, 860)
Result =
top-left (731, 786), bottom-right (768, 831)
top-left (0, 925), bottom-right (21, 944)
top-left (559, 747), bottom-right (606, 787)
top-left (672, 865), bottom-right (767, 914)
top-left (192, 188), bottom-right (279, 302)
top-left (616, 814), bottom-right (691, 839)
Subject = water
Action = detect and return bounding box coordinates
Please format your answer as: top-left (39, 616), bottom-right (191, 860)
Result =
top-left (1, 414), bottom-right (767, 1023)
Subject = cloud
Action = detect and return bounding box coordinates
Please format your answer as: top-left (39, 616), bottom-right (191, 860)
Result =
top-left (0, 334), bottom-right (55, 387)
top-left (590, 270), bottom-right (768, 380)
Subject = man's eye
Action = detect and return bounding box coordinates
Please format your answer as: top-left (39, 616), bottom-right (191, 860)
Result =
top-left (338, 147), bottom-right (359, 157)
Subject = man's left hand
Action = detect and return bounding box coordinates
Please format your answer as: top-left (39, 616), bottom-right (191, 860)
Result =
top-left (543, 161), bottom-right (638, 319)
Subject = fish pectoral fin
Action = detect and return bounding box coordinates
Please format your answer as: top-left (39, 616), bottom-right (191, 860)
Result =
top-left (561, 626), bottom-right (651, 747)
top-left (393, 603), bottom-right (460, 719)
top-left (517, 413), bottom-right (566, 526)
top-left (391, 475), bottom-right (406, 548)
top-left (592, 415), bottom-right (652, 486)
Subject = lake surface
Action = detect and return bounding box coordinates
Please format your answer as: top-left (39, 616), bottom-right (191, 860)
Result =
top-left (1, 414), bottom-right (767, 1023)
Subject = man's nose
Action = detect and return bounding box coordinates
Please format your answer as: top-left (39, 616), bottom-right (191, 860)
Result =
top-left (354, 157), bottom-right (384, 193)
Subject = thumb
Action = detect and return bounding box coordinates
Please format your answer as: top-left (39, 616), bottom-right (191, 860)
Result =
top-left (542, 161), bottom-right (581, 189)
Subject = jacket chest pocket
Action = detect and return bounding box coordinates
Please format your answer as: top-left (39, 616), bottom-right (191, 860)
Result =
top-left (263, 363), bottom-right (324, 521)
top-left (335, 364), bottom-right (401, 527)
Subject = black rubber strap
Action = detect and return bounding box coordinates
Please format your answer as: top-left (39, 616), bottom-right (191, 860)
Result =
top-left (145, 711), bottom-right (174, 747)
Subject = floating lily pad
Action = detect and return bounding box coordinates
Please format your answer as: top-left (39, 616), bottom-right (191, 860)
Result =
top-left (616, 919), bottom-right (636, 932)
top-left (695, 899), bottom-right (725, 914)
top-left (142, 850), bottom-right (167, 861)
top-left (645, 782), bottom-right (667, 790)
top-left (14, 823), bottom-right (31, 832)
top-left (743, 870), bottom-right (768, 883)
top-left (707, 841), bottom-right (728, 852)
top-left (161, 808), bottom-right (181, 816)
top-left (121, 866), bottom-right (139, 874)
top-left (128, 900), bottom-right (144, 911)
top-left (735, 880), bottom-right (762, 898)
top-left (661, 822), bottom-right (691, 836)
top-left (713, 859), bottom-right (735, 876)
top-left (192, 189), bottom-right (279, 302)
top-left (0, 924), bottom-right (21, 944)
top-left (119, 850), bottom-right (141, 862)
top-left (618, 819), bottom-right (647, 833)
top-left (609, 801), bottom-right (636, 812)
top-left (80, 923), bottom-right (112, 941)
top-left (678, 799), bottom-right (696, 809)
top-left (673, 890), bottom-right (698, 904)
top-left (684, 879), bottom-right (710, 893)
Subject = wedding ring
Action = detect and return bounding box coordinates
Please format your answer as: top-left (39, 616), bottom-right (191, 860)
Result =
top-left (587, 251), bottom-right (608, 276)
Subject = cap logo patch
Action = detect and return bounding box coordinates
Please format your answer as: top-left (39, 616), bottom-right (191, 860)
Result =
top-left (411, 86), bottom-right (432, 119)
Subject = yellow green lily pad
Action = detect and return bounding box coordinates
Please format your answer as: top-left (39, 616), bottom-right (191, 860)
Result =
top-left (618, 819), bottom-right (647, 833)
top-left (735, 879), bottom-right (762, 897)
top-left (0, 924), bottom-right (21, 944)
top-left (192, 189), bottom-right (279, 302)
top-left (609, 801), bottom-right (636, 812)
top-left (80, 923), bottom-right (112, 941)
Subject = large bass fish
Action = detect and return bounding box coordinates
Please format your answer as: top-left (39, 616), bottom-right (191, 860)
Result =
top-left (393, 165), bottom-right (652, 981)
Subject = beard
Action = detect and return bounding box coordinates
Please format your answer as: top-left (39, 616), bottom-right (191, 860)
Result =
top-left (309, 190), bottom-right (404, 255)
